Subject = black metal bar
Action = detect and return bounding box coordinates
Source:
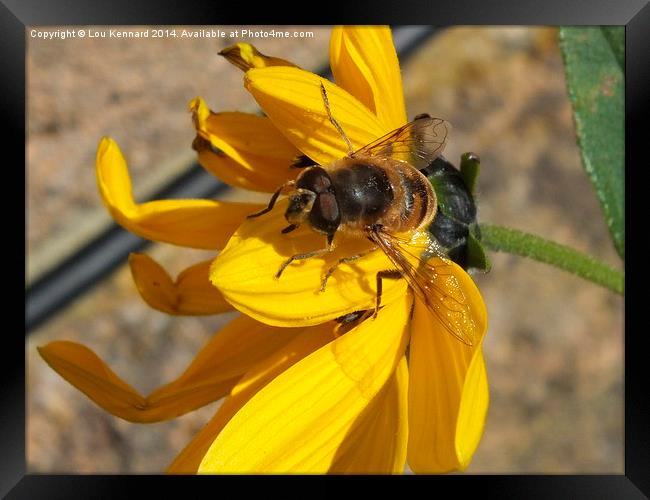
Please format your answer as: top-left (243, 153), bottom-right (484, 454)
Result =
top-left (26, 165), bottom-right (226, 331)
top-left (25, 26), bottom-right (439, 333)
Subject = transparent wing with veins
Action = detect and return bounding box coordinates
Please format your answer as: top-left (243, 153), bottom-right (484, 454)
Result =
top-left (367, 226), bottom-right (477, 346)
top-left (352, 115), bottom-right (451, 169)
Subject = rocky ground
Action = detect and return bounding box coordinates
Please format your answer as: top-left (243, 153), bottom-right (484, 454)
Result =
top-left (27, 26), bottom-right (623, 473)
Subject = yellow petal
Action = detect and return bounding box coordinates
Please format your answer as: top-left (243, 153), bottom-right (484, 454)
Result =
top-left (219, 42), bottom-right (297, 72)
top-left (244, 66), bottom-right (388, 165)
top-left (330, 26), bottom-right (407, 130)
top-left (167, 322), bottom-right (335, 473)
top-left (192, 137), bottom-right (279, 193)
top-left (191, 98), bottom-right (298, 161)
top-left (198, 295), bottom-right (411, 473)
top-left (190, 98), bottom-right (299, 192)
top-left (211, 198), bottom-right (409, 327)
top-left (455, 348), bottom-right (489, 468)
top-left (128, 253), bottom-right (232, 316)
top-left (329, 356), bottom-right (408, 474)
top-left (407, 264), bottom-right (489, 473)
top-left (96, 137), bottom-right (263, 249)
top-left (37, 316), bottom-right (301, 423)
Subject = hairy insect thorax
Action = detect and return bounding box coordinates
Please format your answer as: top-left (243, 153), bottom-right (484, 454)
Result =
top-left (289, 156), bottom-right (437, 240)
top-left (328, 158), bottom-right (394, 227)
top-left (330, 156), bottom-right (436, 235)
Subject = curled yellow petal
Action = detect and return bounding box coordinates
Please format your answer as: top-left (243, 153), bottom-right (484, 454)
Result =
top-left (168, 322), bottom-right (335, 473)
top-left (190, 98), bottom-right (298, 162)
top-left (129, 253), bottom-right (232, 316)
top-left (330, 26), bottom-right (407, 130)
top-left (219, 42), bottom-right (297, 72)
top-left (211, 198), bottom-right (409, 327)
top-left (198, 295), bottom-right (411, 473)
top-left (192, 137), bottom-right (277, 193)
top-left (190, 98), bottom-right (299, 192)
top-left (38, 316), bottom-right (301, 423)
top-left (407, 264), bottom-right (489, 473)
top-left (329, 356), bottom-right (408, 474)
top-left (96, 137), bottom-right (263, 249)
top-left (244, 66), bottom-right (388, 166)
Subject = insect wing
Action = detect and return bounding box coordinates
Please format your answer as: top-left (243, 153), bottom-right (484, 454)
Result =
top-left (368, 227), bottom-right (477, 346)
top-left (353, 116), bottom-right (451, 170)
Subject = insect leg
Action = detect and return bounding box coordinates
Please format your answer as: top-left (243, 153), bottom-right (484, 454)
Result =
top-left (319, 247), bottom-right (377, 292)
top-left (320, 83), bottom-right (354, 156)
top-left (247, 180), bottom-right (295, 219)
top-left (276, 246), bottom-right (333, 279)
top-left (333, 310), bottom-right (372, 337)
top-left (374, 270), bottom-right (403, 318)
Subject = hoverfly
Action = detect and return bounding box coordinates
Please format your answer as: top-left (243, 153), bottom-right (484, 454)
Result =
top-left (249, 84), bottom-right (476, 346)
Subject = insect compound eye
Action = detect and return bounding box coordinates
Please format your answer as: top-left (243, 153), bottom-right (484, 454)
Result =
top-left (308, 192), bottom-right (341, 235)
top-left (296, 166), bottom-right (333, 194)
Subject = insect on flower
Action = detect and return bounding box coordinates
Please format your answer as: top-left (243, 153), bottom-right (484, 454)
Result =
top-left (249, 84), bottom-right (477, 345)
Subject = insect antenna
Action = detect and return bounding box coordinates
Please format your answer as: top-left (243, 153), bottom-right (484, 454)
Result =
top-left (320, 82), bottom-right (354, 156)
top-left (247, 180), bottom-right (295, 219)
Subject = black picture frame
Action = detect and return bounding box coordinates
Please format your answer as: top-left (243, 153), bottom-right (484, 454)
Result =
top-left (10, 0), bottom-right (648, 497)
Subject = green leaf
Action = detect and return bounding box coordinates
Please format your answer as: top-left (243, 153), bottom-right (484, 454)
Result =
top-left (479, 224), bottom-right (623, 295)
top-left (600, 27), bottom-right (624, 70)
top-left (459, 152), bottom-right (481, 194)
top-left (466, 225), bottom-right (491, 272)
top-left (559, 27), bottom-right (624, 259)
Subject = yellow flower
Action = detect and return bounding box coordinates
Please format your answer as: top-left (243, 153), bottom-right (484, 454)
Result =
top-left (38, 26), bottom-right (489, 474)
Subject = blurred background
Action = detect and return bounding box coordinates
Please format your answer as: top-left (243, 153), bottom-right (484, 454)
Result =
top-left (26, 25), bottom-right (623, 473)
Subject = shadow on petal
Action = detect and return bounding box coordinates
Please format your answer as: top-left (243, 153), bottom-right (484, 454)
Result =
top-left (329, 356), bottom-right (409, 474)
top-left (197, 295), bottom-right (411, 473)
top-left (211, 199), bottom-right (409, 327)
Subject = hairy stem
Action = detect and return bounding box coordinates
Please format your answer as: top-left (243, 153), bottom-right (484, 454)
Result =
top-left (478, 224), bottom-right (623, 295)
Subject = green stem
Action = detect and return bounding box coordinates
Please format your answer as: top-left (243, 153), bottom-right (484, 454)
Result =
top-left (478, 224), bottom-right (624, 295)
